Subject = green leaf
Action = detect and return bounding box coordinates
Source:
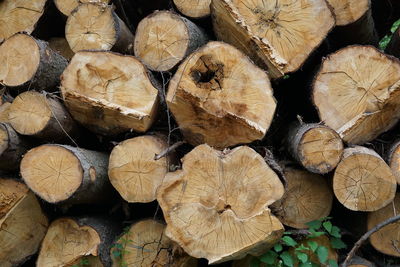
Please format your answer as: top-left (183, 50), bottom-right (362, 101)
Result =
top-left (307, 241), bottom-right (318, 252)
top-left (260, 251), bottom-right (278, 264)
top-left (296, 252), bottom-right (308, 263)
top-left (316, 246), bottom-right (329, 264)
top-left (328, 259), bottom-right (339, 267)
top-left (283, 75), bottom-right (290, 80)
top-left (323, 221), bottom-right (332, 233)
top-left (299, 263), bottom-right (312, 267)
top-left (306, 220), bottom-right (322, 230)
top-left (330, 226), bottom-right (341, 238)
top-left (274, 243), bottom-right (283, 252)
top-left (309, 229), bottom-right (326, 238)
top-left (280, 252), bottom-right (294, 267)
top-left (295, 244), bottom-right (310, 251)
top-left (391, 19), bottom-right (400, 33)
top-left (330, 237), bottom-right (347, 249)
top-left (282, 236), bottom-right (298, 247)
top-left (250, 257), bottom-right (260, 267)
top-left (283, 231), bottom-right (293, 235)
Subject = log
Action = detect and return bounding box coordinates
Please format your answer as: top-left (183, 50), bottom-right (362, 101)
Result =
top-left (211, 0), bottom-right (335, 79)
top-left (0, 0), bottom-right (47, 42)
top-left (387, 139), bottom-right (400, 184)
top-left (0, 33), bottom-right (68, 91)
top-left (271, 167), bottom-right (333, 229)
top-left (20, 144), bottom-right (111, 204)
top-left (111, 219), bottom-right (195, 267)
top-left (8, 91), bottom-right (79, 142)
top-left (167, 41), bottom-right (276, 149)
top-left (0, 178), bottom-right (48, 267)
top-left (60, 51), bottom-right (160, 135)
top-left (333, 146), bottom-right (397, 212)
top-left (48, 37), bottom-right (75, 61)
top-left (65, 3), bottom-right (134, 54)
top-left (173, 0), bottom-right (211, 19)
top-left (134, 10), bottom-right (208, 72)
top-left (37, 217), bottom-right (120, 267)
top-left (0, 102), bottom-right (10, 123)
top-left (327, 0), bottom-right (378, 46)
top-left (0, 123), bottom-right (29, 171)
top-left (54, 0), bottom-right (110, 16)
top-left (157, 144), bottom-right (285, 264)
top-left (287, 122), bottom-right (343, 174)
top-left (108, 135), bottom-right (171, 203)
top-left (367, 193), bottom-right (400, 257)
top-left (312, 45), bottom-right (400, 145)
top-left (347, 256), bottom-right (376, 267)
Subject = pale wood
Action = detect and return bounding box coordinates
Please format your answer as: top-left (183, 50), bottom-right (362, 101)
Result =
top-left (211, 0), bottom-right (335, 79)
top-left (0, 178), bottom-right (48, 267)
top-left (287, 122), bottom-right (343, 174)
top-left (333, 146), bottom-right (397, 211)
top-left (8, 91), bottom-right (79, 142)
top-left (134, 10), bottom-right (208, 72)
top-left (157, 144), bottom-right (285, 264)
top-left (37, 217), bottom-right (119, 267)
top-left (54, 0), bottom-right (110, 16)
top-left (173, 0), bottom-right (211, 18)
top-left (0, 123), bottom-right (29, 171)
top-left (108, 135), bottom-right (171, 203)
top-left (167, 41), bottom-right (276, 149)
top-left (387, 139), bottom-right (400, 184)
top-left (111, 219), bottom-right (196, 267)
top-left (271, 167), bottom-right (333, 229)
top-left (66, 3), bottom-right (134, 54)
top-left (48, 37), bottom-right (75, 60)
top-left (312, 46), bottom-right (400, 145)
top-left (61, 51), bottom-right (160, 135)
top-left (0, 34), bottom-right (68, 90)
top-left (0, 102), bottom-right (10, 123)
top-left (20, 144), bottom-right (111, 204)
top-left (0, 0), bottom-right (46, 42)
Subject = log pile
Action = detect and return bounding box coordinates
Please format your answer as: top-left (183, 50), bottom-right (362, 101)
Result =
top-left (1, 0), bottom-right (400, 266)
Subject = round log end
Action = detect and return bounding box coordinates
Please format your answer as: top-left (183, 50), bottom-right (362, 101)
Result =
top-left (326, 0), bottom-right (370, 26)
top-left (54, 0), bottom-right (110, 16)
top-left (173, 0), bottom-right (211, 18)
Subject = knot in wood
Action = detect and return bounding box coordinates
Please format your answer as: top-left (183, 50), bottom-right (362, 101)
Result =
top-left (190, 55), bottom-right (224, 90)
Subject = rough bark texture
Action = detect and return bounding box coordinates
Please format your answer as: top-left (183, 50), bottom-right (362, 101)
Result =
top-left (333, 146), bottom-right (397, 212)
top-left (211, 0), bottom-right (335, 78)
top-left (61, 51), bottom-right (160, 135)
top-left (167, 41), bottom-right (276, 149)
top-left (66, 3), bottom-right (134, 54)
top-left (287, 122), bottom-right (343, 174)
top-left (157, 144), bottom-right (285, 264)
top-left (0, 178), bottom-right (48, 267)
top-left (20, 144), bottom-right (112, 205)
top-left (312, 45), bottom-right (400, 145)
top-left (8, 91), bottom-right (79, 142)
top-left (134, 10), bottom-right (208, 72)
top-left (0, 33), bottom-right (68, 91)
top-left (173, 0), bottom-right (211, 18)
top-left (0, 123), bottom-right (29, 171)
top-left (54, 0), bottom-right (110, 16)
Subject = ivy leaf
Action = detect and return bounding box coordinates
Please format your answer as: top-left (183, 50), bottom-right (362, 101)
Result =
top-left (261, 251), bottom-right (278, 264)
top-left (250, 257), bottom-right (260, 267)
top-left (280, 251), bottom-right (294, 267)
top-left (328, 259), bottom-right (339, 267)
top-left (323, 221), bottom-right (332, 233)
top-left (330, 237), bottom-right (347, 249)
top-left (330, 226), bottom-right (341, 238)
top-left (316, 246), bottom-right (329, 264)
top-left (306, 220), bottom-right (322, 230)
top-left (309, 229), bottom-right (326, 238)
top-left (282, 236), bottom-right (298, 247)
top-left (296, 252), bottom-right (308, 263)
top-left (274, 243), bottom-right (283, 252)
top-left (307, 241), bottom-right (318, 252)
top-left (295, 244), bottom-right (310, 252)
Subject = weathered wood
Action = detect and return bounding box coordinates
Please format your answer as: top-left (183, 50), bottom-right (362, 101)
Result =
top-left (66, 3), bottom-right (134, 54)
top-left (134, 10), bottom-right (208, 72)
top-left (61, 51), bottom-right (160, 135)
top-left (173, 0), bottom-right (211, 18)
top-left (111, 219), bottom-right (196, 267)
top-left (211, 0), bottom-right (335, 78)
top-left (157, 144), bottom-right (285, 264)
top-left (387, 139), bottom-right (400, 184)
top-left (20, 144), bottom-right (112, 204)
top-left (167, 41), bottom-right (276, 149)
top-left (0, 34), bottom-right (68, 91)
top-left (0, 178), bottom-right (48, 267)
top-left (0, 123), bottom-right (29, 171)
top-left (333, 146), bottom-right (397, 211)
top-left (0, 102), bottom-right (10, 123)
top-left (347, 256), bottom-right (376, 267)
top-left (48, 37), bottom-right (75, 61)
top-left (54, 0), bottom-right (110, 16)
top-left (312, 45), bottom-right (400, 145)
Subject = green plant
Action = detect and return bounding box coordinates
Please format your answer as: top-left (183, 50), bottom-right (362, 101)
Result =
top-left (70, 257), bottom-right (90, 267)
top-left (251, 217), bottom-right (347, 267)
top-left (111, 226), bottom-right (133, 267)
top-left (379, 18), bottom-right (400, 50)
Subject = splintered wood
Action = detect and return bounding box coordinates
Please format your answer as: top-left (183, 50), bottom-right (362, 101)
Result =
top-left (157, 145), bottom-right (285, 264)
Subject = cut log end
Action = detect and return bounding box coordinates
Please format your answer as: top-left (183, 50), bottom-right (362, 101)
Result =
top-left (54, 0), bottom-right (110, 16)
top-left (157, 145), bottom-right (284, 264)
top-left (333, 146), bottom-right (397, 211)
top-left (167, 41), bottom-right (276, 148)
top-left (0, 102), bottom-right (11, 123)
top-left (313, 46), bottom-right (400, 145)
top-left (388, 140), bottom-right (400, 184)
top-left (326, 0), bottom-right (369, 26)
top-left (174, 0), bottom-right (211, 18)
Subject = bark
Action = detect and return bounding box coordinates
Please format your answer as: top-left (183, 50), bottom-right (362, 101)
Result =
top-left (0, 123), bottom-right (29, 171)
top-left (134, 10), bottom-right (208, 72)
top-left (157, 144), bottom-right (285, 264)
top-left (173, 0), bottom-right (211, 18)
top-left (312, 45), bottom-right (400, 145)
top-left (0, 178), bottom-right (48, 267)
top-left (60, 51), bottom-right (160, 136)
top-left (333, 146), bottom-right (397, 211)
top-left (211, 0), bottom-right (335, 79)
top-left (48, 37), bottom-right (75, 61)
top-left (387, 139), bottom-right (400, 184)
top-left (20, 144), bottom-right (113, 205)
top-left (66, 3), bottom-right (134, 54)
top-left (0, 33), bottom-right (68, 91)
top-left (167, 41), bottom-right (276, 149)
